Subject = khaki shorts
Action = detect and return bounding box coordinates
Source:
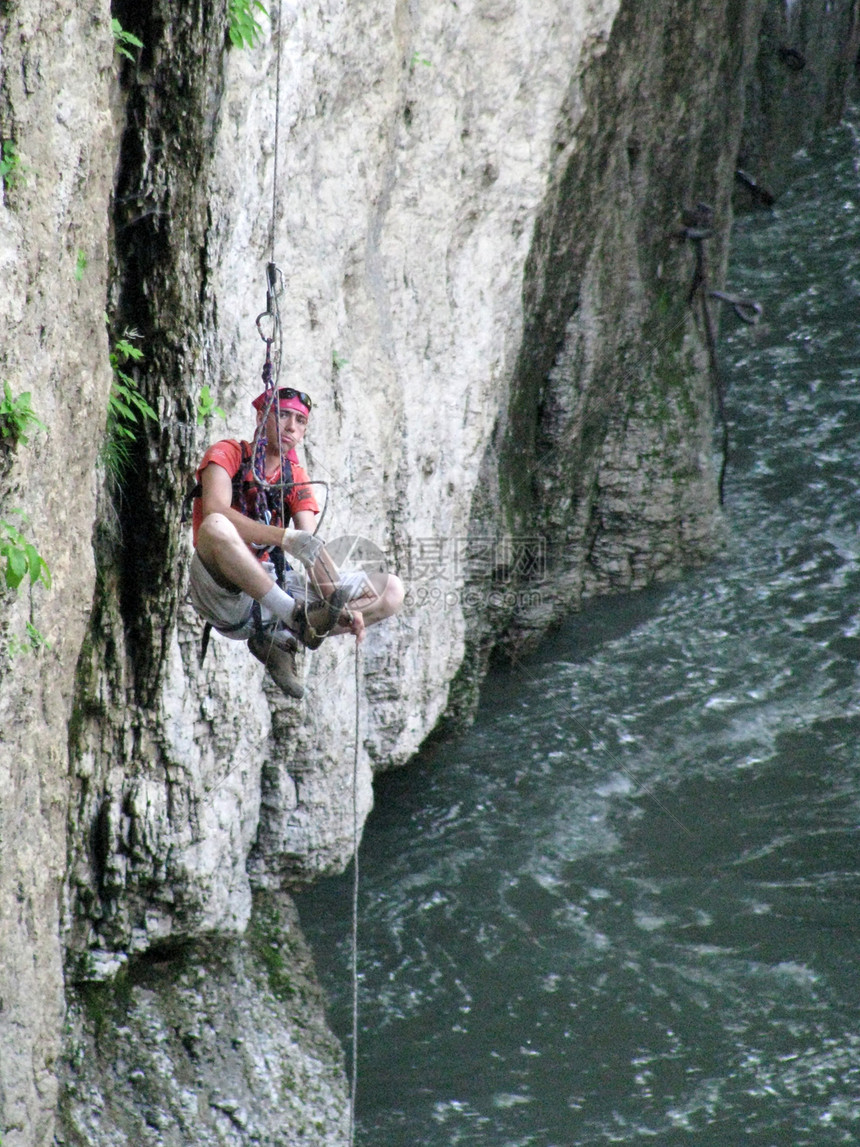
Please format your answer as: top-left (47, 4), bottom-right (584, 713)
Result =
top-left (189, 550), bottom-right (375, 640)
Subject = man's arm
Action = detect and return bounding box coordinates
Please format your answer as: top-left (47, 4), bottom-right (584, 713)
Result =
top-left (289, 506), bottom-right (366, 641)
top-left (200, 462), bottom-right (287, 550)
top-left (287, 505), bottom-right (339, 599)
top-left (291, 508), bottom-right (318, 534)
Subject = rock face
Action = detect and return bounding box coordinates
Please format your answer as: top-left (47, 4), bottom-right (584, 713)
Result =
top-left (446, 0), bottom-right (764, 720)
top-left (0, 0), bottom-right (855, 1143)
top-left (0, 2), bottom-right (116, 1143)
top-left (59, 894), bottom-right (349, 1147)
top-left (737, 0), bottom-right (860, 206)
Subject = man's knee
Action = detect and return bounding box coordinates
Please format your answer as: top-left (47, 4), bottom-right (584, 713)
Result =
top-left (195, 513), bottom-right (248, 587)
top-left (197, 512), bottom-right (239, 552)
top-left (380, 574), bottom-right (405, 620)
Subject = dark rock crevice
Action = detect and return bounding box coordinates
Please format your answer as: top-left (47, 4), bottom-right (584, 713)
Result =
top-left (107, 0), bottom-right (227, 708)
top-left (67, 0), bottom-right (229, 964)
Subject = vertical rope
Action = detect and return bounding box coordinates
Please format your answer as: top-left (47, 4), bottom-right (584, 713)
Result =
top-left (271, 294), bottom-right (287, 533)
top-left (269, 0), bottom-right (287, 530)
top-left (267, 11), bottom-right (359, 1142)
top-left (349, 642), bottom-right (361, 1146)
top-left (684, 219), bottom-right (730, 507)
top-left (271, 0), bottom-right (282, 265)
top-left (698, 284), bottom-right (729, 506)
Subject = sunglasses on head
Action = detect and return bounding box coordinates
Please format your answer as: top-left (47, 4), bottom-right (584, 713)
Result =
top-left (277, 387), bottom-right (312, 411)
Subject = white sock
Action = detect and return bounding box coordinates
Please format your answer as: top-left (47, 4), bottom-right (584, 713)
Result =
top-left (260, 584), bottom-right (298, 626)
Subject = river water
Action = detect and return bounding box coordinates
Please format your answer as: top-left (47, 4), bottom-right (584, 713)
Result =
top-left (298, 106), bottom-right (860, 1146)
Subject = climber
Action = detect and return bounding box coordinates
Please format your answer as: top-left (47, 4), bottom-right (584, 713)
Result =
top-left (189, 385), bottom-right (403, 700)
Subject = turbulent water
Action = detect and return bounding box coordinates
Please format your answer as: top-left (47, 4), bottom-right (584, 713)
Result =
top-left (298, 107), bottom-right (860, 1146)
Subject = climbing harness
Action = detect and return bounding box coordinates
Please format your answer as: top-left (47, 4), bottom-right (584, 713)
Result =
top-left (681, 205), bottom-right (762, 505)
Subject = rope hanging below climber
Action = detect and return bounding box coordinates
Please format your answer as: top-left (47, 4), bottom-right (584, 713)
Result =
top-left (681, 204), bottom-right (762, 505)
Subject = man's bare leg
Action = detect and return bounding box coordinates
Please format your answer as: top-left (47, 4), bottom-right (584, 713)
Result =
top-left (331, 572), bottom-right (405, 634)
top-left (196, 512), bottom-right (278, 598)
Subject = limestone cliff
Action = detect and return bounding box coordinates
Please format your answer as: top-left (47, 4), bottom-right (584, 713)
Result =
top-left (0, 2), bottom-right (116, 1141)
top-left (0, 0), bottom-right (855, 1143)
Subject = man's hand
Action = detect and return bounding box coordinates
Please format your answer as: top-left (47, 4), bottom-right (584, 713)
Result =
top-left (334, 608), bottom-right (365, 643)
top-left (281, 528), bottom-right (326, 569)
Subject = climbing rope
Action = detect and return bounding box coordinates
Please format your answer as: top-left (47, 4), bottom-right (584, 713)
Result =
top-left (271, 0), bottom-right (283, 264)
top-left (682, 206), bottom-right (761, 505)
top-left (349, 642), bottom-right (361, 1147)
top-left (708, 290), bottom-right (762, 326)
top-left (262, 9), bottom-right (363, 1137)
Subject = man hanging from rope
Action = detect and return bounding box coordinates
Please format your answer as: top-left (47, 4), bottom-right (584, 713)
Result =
top-left (189, 384), bottom-right (403, 699)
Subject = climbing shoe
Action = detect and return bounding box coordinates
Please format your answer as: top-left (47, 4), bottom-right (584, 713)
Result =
top-left (291, 586), bottom-right (354, 650)
top-left (247, 631), bottom-right (304, 699)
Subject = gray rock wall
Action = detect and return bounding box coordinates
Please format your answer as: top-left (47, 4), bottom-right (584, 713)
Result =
top-left (0, 2), bottom-right (115, 1142)
top-left (60, 894), bottom-right (348, 1147)
top-left (444, 0), bottom-right (766, 721)
top-left (0, 0), bottom-right (855, 1143)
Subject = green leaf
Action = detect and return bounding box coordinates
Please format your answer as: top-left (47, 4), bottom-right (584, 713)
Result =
top-left (0, 513), bottom-right (50, 593)
top-left (25, 545), bottom-right (48, 586)
top-left (0, 140), bottom-right (27, 189)
top-left (24, 542), bottom-right (40, 576)
top-left (109, 397), bottom-right (136, 421)
top-left (26, 622), bottom-right (50, 649)
top-left (114, 339), bottom-right (143, 361)
top-left (197, 385), bottom-right (228, 425)
top-left (228, 0), bottom-right (268, 48)
top-left (129, 392), bottom-right (157, 421)
top-left (102, 325), bottom-right (156, 485)
top-left (111, 18), bottom-right (144, 61)
top-left (0, 384), bottom-right (45, 445)
top-left (5, 547), bottom-right (27, 589)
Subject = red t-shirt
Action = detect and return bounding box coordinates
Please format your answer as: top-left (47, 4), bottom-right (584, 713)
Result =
top-left (192, 439), bottom-right (319, 546)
